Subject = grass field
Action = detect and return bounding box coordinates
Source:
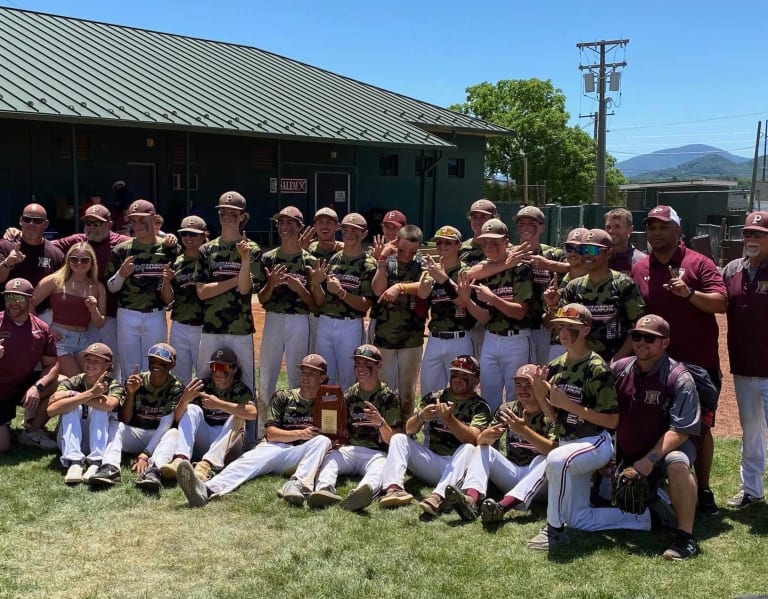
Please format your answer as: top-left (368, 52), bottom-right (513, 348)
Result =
top-left (0, 428), bottom-right (766, 599)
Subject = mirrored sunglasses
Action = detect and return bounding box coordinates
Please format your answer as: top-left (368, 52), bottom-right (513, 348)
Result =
top-left (563, 243), bottom-right (579, 253)
top-left (554, 306), bottom-right (584, 320)
top-left (450, 357), bottom-right (478, 373)
top-left (210, 362), bottom-right (236, 374)
top-left (3, 293), bottom-right (28, 302)
top-left (147, 346), bottom-right (174, 361)
top-left (21, 215), bottom-right (45, 224)
top-left (576, 244), bottom-right (604, 257)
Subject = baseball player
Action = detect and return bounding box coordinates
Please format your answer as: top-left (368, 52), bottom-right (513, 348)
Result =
top-left (87, 343), bottom-right (191, 492)
top-left (106, 200), bottom-right (178, 378)
top-left (160, 347), bottom-right (257, 482)
top-left (161, 215), bottom-right (208, 384)
top-left (612, 314), bottom-right (701, 560)
top-left (310, 213), bottom-right (376, 390)
top-left (443, 364), bottom-right (552, 524)
top-left (419, 225), bottom-right (475, 396)
top-left (722, 211), bottom-right (768, 510)
top-left (378, 355), bottom-right (491, 514)
top-left (526, 303), bottom-right (650, 551)
top-left (194, 191), bottom-right (264, 447)
top-left (257, 206), bottom-right (318, 439)
top-left (307, 345), bottom-right (402, 510)
top-left (176, 354), bottom-right (333, 508)
top-left (46, 343), bottom-right (124, 484)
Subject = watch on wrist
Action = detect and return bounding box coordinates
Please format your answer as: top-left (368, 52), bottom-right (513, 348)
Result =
top-left (35, 382), bottom-right (45, 393)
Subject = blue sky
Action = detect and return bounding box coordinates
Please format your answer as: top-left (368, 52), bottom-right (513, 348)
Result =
top-left (3, 0), bottom-right (766, 163)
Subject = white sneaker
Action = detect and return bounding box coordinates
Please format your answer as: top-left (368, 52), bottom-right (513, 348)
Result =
top-left (82, 464), bottom-right (100, 482)
top-left (65, 463), bottom-right (84, 485)
top-left (18, 429), bottom-right (59, 451)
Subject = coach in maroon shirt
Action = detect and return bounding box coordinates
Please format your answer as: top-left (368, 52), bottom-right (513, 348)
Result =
top-left (630, 205), bottom-right (727, 516)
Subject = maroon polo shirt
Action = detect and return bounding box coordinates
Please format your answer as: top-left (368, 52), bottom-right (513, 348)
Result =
top-left (609, 245), bottom-right (646, 275)
top-left (631, 244), bottom-right (725, 369)
top-left (0, 312), bottom-right (57, 401)
top-left (722, 257), bottom-right (768, 377)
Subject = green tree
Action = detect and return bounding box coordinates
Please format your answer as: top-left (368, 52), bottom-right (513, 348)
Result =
top-left (450, 78), bottom-right (626, 205)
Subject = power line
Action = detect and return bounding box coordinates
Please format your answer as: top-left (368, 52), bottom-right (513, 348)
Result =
top-left (611, 112), bottom-right (766, 131)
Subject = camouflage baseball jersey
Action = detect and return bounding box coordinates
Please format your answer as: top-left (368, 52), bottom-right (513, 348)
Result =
top-left (496, 402), bottom-right (551, 466)
top-left (169, 253), bottom-right (203, 326)
top-left (344, 381), bottom-right (402, 450)
top-left (320, 251), bottom-right (377, 319)
top-left (428, 263), bottom-right (476, 333)
top-left (57, 374), bottom-right (125, 411)
top-left (477, 262), bottom-right (534, 334)
top-left (193, 237), bottom-right (264, 335)
top-left (528, 244), bottom-right (566, 330)
top-left (106, 239), bottom-right (179, 311)
top-left (419, 389), bottom-right (491, 455)
top-left (307, 241), bottom-right (343, 262)
top-left (459, 239), bottom-right (487, 267)
top-left (561, 270), bottom-right (645, 361)
top-left (265, 388), bottom-right (314, 445)
top-left (547, 351), bottom-right (618, 441)
top-left (372, 257), bottom-right (427, 349)
top-left (125, 372), bottom-right (185, 430)
top-left (197, 378), bottom-right (254, 427)
top-left (260, 248), bottom-right (317, 314)
top-left (549, 271), bottom-right (573, 345)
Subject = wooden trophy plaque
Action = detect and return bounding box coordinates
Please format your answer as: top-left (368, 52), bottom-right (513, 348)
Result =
top-left (313, 385), bottom-right (348, 445)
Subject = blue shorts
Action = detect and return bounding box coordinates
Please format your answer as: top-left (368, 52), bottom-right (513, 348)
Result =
top-left (51, 324), bottom-right (94, 357)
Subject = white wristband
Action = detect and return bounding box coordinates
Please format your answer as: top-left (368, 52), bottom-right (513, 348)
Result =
top-left (107, 273), bottom-right (125, 293)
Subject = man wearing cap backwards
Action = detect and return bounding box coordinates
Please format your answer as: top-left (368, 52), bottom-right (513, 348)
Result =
top-left (194, 191), bottom-right (264, 448)
top-left (160, 347), bottom-right (257, 483)
top-left (631, 205), bottom-right (727, 516)
top-left (527, 303), bottom-right (651, 550)
top-left (443, 364), bottom-right (552, 525)
top-left (604, 208), bottom-right (646, 274)
top-left (379, 355), bottom-right (491, 513)
top-left (418, 225), bottom-right (475, 396)
top-left (0, 278), bottom-right (60, 452)
top-left (611, 314), bottom-right (701, 560)
top-left (160, 215), bottom-right (209, 384)
top-left (257, 206), bottom-right (318, 440)
top-left (88, 343), bottom-right (192, 491)
top-left (46, 342), bottom-right (124, 484)
top-left (307, 344), bottom-right (402, 510)
top-left (371, 224), bottom-right (429, 418)
top-left (309, 213), bottom-right (376, 390)
top-left (105, 199), bottom-right (179, 378)
top-left (557, 228), bottom-right (645, 363)
top-left (460, 218), bottom-right (534, 414)
top-left (722, 211), bottom-right (768, 510)
top-left (176, 354), bottom-right (333, 507)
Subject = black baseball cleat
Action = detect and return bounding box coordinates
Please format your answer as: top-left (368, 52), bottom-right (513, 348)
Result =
top-left (135, 467), bottom-right (162, 492)
top-left (444, 485), bottom-right (478, 521)
top-left (697, 488), bottom-right (719, 516)
top-left (87, 464), bottom-right (121, 487)
top-left (480, 498), bottom-right (506, 524)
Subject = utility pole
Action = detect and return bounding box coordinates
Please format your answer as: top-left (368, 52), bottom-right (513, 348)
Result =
top-left (750, 120), bottom-right (761, 212)
top-left (577, 38), bottom-right (629, 204)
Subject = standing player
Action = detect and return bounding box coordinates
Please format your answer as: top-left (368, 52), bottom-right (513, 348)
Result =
top-left (460, 199), bottom-right (498, 267)
top-left (176, 354), bottom-right (333, 507)
top-left (47, 343), bottom-right (123, 483)
top-left (631, 205), bottom-right (727, 515)
top-left (311, 213), bottom-right (376, 390)
top-left (722, 211), bottom-right (768, 509)
top-left (307, 345), bottom-right (402, 510)
top-left (605, 208), bottom-right (645, 274)
top-left (378, 355), bottom-right (491, 514)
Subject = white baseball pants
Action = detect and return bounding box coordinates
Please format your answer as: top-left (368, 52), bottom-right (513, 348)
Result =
top-left (315, 445), bottom-right (387, 496)
top-left (102, 413), bottom-right (177, 469)
top-left (169, 321), bottom-right (202, 385)
top-left (479, 330), bottom-right (534, 414)
top-left (115, 308), bottom-right (168, 379)
top-left (315, 315), bottom-right (365, 390)
top-left (175, 404), bottom-right (242, 470)
top-left (57, 405), bottom-right (111, 467)
top-left (419, 335), bottom-right (474, 397)
top-left (733, 375), bottom-right (768, 498)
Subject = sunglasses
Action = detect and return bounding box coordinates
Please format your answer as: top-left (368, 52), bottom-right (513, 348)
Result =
top-left (563, 243), bottom-right (579, 253)
top-left (210, 362), bottom-right (236, 374)
top-left (450, 356), bottom-right (478, 374)
top-left (83, 220), bottom-right (104, 227)
top-left (69, 255), bottom-right (92, 265)
top-left (576, 244), bottom-right (604, 257)
top-left (21, 215), bottom-right (45, 224)
top-left (3, 293), bottom-right (28, 302)
top-left (554, 306), bottom-right (585, 321)
top-left (179, 231), bottom-right (202, 238)
top-left (147, 346), bottom-right (174, 361)
top-left (743, 230), bottom-right (768, 239)
top-left (630, 331), bottom-right (663, 343)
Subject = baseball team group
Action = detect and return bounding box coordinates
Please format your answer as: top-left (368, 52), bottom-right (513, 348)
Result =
top-left (1, 191), bottom-right (767, 562)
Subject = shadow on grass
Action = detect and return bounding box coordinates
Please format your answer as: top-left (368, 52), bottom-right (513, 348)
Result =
top-left (720, 502), bottom-right (768, 536)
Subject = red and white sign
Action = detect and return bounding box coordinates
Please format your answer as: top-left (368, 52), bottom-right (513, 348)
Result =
top-left (269, 178), bottom-right (307, 194)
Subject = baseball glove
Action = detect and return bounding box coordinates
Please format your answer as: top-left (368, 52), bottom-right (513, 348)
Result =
top-left (611, 466), bottom-right (650, 515)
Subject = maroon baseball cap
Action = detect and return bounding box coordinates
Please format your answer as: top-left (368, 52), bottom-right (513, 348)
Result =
top-left (644, 205), bottom-right (681, 225)
top-left (82, 342), bottom-right (113, 361)
top-left (382, 210), bottom-right (407, 227)
top-left (300, 354), bottom-right (328, 374)
top-left (272, 206), bottom-right (304, 225)
top-left (341, 212), bottom-right (367, 230)
top-left (3, 277), bottom-right (33, 297)
top-left (217, 191), bottom-right (246, 211)
top-left (583, 229), bottom-right (613, 248)
top-left (84, 205), bottom-right (111, 222)
top-left (743, 211), bottom-right (768, 232)
top-left (352, 344), bottom-right (382, 363)
top-left (127, 199), bottom-right (156, 217)
top-left (630, 314), bottom-right (670, 338)
top-left (178, 215), bottom-right (207, 234)
top-left (515, 206), bottom-right (545, 223)
top-left (565, 227), bottom-right (589, 244)
top-left (476, 218), bottom-right (509, 239)
top-left (514, 364), bottom-right (537, 383)
top-left (314, 207), bottom-right (339, 222)
top-left (466, 199), bottom-right (497, 217)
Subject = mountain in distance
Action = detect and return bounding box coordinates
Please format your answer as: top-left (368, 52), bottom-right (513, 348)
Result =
top-left (625, 153), bottom-right (760, 183)
top-left (617, 144), bottom-right (751, 177)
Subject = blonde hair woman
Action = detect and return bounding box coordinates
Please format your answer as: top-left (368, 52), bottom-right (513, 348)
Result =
top-left (33, 242), bottom-right (106, 376)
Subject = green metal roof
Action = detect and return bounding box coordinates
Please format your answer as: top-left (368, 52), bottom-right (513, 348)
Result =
top-left (0, 8), bottom-right (513, 149)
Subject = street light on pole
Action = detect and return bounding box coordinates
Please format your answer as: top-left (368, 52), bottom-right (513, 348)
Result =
top-left (519, 150), bottom-right (528, 205)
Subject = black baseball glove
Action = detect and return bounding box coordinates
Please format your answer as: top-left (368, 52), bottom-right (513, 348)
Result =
top-left (611, 465), bottom-right (650, 515)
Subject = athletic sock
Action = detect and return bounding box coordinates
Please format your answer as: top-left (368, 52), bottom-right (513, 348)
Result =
top-left (499, 496), bottom-right (521, 513)
top-left (466, 488), bottom-right (481, 503)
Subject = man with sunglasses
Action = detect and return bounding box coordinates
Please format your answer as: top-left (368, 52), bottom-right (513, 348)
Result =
top-left (161, 347), bottom-right (256, 483)
top-left (88, 343), bottom-right (190, 490)
top-left (105, 200), bottom-right (179, 378)
top-left (0, 204), bottom-right (64, 318)
top-left (559, 229), bottom-right (645, 363)
top-left (612, 314), bottom-right (701, 560)
top-left (631, 205), bottom-right (727, 516)
top-left (722, 211), bottom-right (768, 510)
top-left (379, 355), bottom-right (491, 513)
top-left (176, 354), bottom-right (333, 507)
top-left (0, 278), bottom-right (60, 452)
